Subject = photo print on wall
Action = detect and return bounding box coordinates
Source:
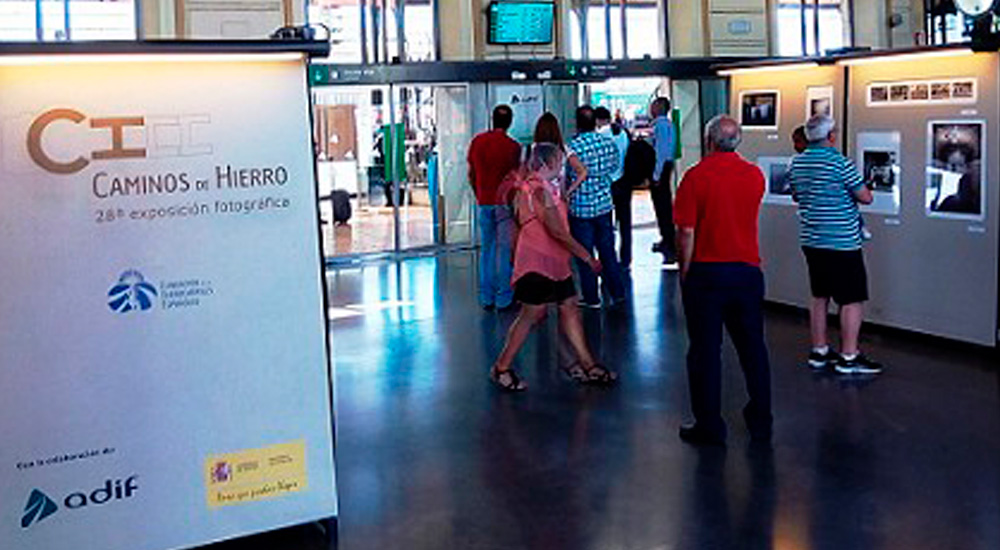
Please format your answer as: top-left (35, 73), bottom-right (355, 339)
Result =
top-left (867, 78), bottom-right (976, 107)
top-left (740, 90), bottom-right (779, 131)
top-left (758, 156), bottom-right (795, 205)
top-left (856, 131), bottom-right (902, 215)
top-left (806, 86), bottom-right (834, 120)
top-left (926, 120), bottom-right (985, 220)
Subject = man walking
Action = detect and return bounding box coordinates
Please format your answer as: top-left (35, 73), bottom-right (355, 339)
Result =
top-left (650, 97), bottom-right (677, 265)
top-left (788, 115), bottom-right (883, 374)
top-left (468, 105), bottom-right (522, 310)
top-left (567, 106), bottom-right (626, 308)
top-left (675, 115), bottom-right (772, 445)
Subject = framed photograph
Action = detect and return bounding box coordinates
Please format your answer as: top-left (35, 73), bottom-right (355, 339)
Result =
top-left (740, 90), bottom-right (779, 131)
top-left (910, 83), bottom-right (930, 101)
top-left (889, 84), bottom-right (910, 102)
top-left (758, 156), bottom-right (795, 205)
top-left (856, 131), bottom-right (902, 215)
top-left (868, 85), bottom-right (889, 104)
top-left (806, 86), bottom-right (834, 120)
top-left (926, 120), bottom-right (985, 220)
top-left (952, 79), bottom-right (975, 100)
top-left (930, 82), bottom-right (952, 101)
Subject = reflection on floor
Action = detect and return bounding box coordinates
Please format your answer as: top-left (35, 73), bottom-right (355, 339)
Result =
top-left (199, 228), bottom-right (1000, 550)
top-left (321, 189), bottom-right (659, 257)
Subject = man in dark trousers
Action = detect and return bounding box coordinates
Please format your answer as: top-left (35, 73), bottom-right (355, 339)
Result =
top-left (468, 105), bottom-right (522, 310)
top-left (674, 115), bottom-right (772, 446)
top-left (650, 97), bottom-right (677, 265)
top-left (614, 135), bottom-right (656, 272)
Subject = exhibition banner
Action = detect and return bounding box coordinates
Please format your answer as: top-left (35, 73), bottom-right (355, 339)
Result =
top-left (0, 54), bottom-right (337, 550)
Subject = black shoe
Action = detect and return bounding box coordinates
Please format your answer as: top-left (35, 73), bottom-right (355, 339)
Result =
top-left (652, 241), bottom-right (663, 252)
top-left (835, 353), bottom-right (884, 375)
top-left (481, 303), bottom-right (495, 311)
top-left (679, 425), bottom-right (726, 446)
top-left (807, 349), bottom-right (838, 369)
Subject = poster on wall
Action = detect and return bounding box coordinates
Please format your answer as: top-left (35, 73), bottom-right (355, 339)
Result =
top-left (806, 86), bottom-right (834, 120)
top-left (926, 120), bottom-right (986, 220)
top-left (758, 156), bottom-right (795, 205)
top-left (867, 77), bottom-right (977, 107)
top-left (0, 55), bottom-right (337, 550)
top-left (740, 90), bottom-right (779, 131)
top-left (491, 83), bottom-right (544, 144)
top-left (855, 131), bottom-right (902, 215)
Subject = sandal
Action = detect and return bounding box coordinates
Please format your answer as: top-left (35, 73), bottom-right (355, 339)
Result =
top-left (491, 367), bottom-right (527, 392)
top-left (561, 362), bottom-right (589, 383)
top-left (582, 364), bottom-right (618, 386)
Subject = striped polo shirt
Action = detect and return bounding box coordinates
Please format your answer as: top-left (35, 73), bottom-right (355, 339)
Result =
top-left (788, 146), bottom-right (865, 251)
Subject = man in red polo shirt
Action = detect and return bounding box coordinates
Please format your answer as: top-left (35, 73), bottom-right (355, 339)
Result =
top-left (468, 105), bottom-right (522, 310)
top-left (673, 115), bottom-right (772, 446)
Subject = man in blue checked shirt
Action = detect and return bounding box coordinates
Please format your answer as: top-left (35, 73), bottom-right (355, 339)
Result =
top-left (567, 106), bottom-right (627, 308)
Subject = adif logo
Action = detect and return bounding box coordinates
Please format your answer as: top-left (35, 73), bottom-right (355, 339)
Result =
top-left (108, 270), bottom-right (158, 313)
top-left (1, 108), bottom-right (212, 175)
top-left (21, 489), bottom-right (58, 529)
top-left (21, 476), bottom-right (139, 530)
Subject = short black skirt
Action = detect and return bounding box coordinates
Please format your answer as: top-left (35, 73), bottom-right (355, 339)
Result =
top-left (513, 273), bottom-right (577, 305)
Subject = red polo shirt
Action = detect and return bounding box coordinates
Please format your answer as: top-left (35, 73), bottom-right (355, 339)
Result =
top-left (467, 129), bottom-right (522, 206)
top-left (673, 152), bottom-right (764, 266)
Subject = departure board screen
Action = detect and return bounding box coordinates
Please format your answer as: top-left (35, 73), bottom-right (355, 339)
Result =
top-left (488, 2), bottom-right (555, 45)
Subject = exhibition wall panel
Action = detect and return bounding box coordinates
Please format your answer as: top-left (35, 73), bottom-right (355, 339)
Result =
top-left (846, 53), bottom-right (999, 346)
top-left (727, 65), bottom-right (845, 313)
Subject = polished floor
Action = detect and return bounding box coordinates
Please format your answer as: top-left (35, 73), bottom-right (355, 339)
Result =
top-left (204, 229), bottom-right (999, 550)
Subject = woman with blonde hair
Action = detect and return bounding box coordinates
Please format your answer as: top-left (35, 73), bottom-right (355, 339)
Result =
top-left (490, 143), bottom-right (617, 391)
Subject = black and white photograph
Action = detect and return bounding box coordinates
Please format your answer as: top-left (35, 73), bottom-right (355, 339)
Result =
top-left (931, 82), bottom-right (952, 101)
top-left (869, 85), bottom-right (889, 104)
top-left (952, 79), bottom-right (975, 99)
top-left (926, 121), bottom-right (985, 219)
top-left (740, 91), bottom-right (779, 130)
top-left (758, 156), bottom-right (795, 204)
top-left (806, 86), bottom-right (834, 120)
top-left (856, 131), bottom-right (902, 215)
top-left (890, 84), bottom-right (910, 102)
top-left (910, 83), bottom-right (930, 101)
top-left (863, 150), bottom-right (897, 192)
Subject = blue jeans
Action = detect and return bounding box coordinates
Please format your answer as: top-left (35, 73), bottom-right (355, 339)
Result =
top-left (478, 205), bottom-right (513, 307)
top-left (681, 263), bottom-right (772, 440)
top-left (569, 212), bottom-right (626, 304)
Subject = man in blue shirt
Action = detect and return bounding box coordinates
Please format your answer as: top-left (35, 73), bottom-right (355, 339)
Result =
top-left (568, 106), bottom-right (626, 307)
top-left (788, 115), bottom-right (883, 375)
top-left (650, 97), bottom-right (677, 264)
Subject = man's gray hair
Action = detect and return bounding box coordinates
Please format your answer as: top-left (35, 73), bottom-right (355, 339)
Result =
top-left (805, 114), bottom-right (835, 143)
top-left (705, 115), bottom-right (741, 152)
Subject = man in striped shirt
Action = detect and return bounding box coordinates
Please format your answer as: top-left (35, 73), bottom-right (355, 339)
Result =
top-left (788, 115), bottom-right (883, 375)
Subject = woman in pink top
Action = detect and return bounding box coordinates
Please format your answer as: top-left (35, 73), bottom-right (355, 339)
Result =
top-left (491, 143), bottom-right (618, 391)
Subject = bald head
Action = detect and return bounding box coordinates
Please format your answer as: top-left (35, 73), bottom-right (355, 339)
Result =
top-left (705, 115), bottom-right (741, 153)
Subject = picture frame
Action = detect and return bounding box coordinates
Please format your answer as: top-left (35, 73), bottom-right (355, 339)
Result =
top-left (925, 120), bottom-right (986, 221)
top-left (740, 90), bottom-right (780, 131)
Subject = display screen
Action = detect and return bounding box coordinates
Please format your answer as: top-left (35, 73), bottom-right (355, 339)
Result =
top-left (488, 2), bottom-right (555, 45)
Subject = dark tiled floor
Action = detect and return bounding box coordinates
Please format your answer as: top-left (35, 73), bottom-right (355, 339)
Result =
top-left (203, 231), bottom-right (1000, 550)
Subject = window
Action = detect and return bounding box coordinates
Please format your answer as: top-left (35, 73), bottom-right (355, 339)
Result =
top-left (0, 0), bottom-right (135, 41)
top-left (569, 0), bottom-right (662, 60)
top-left (776, 0), bottom-right (846, 57)
top-left (308, 0), bottom-right (435, 63)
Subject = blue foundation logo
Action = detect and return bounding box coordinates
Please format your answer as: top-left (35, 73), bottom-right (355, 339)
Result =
top-left (108, 270), bottom-right (158, 313)
top-left (21, 489), bottom-right (58, 529)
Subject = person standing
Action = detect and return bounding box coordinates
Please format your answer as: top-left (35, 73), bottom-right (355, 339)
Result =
top-left (787, 115), bottom-right (883, 374)
top-left (595, 107), bottom-right (636, 271)
top-left (650, 97), bottom-right (677, 264)
top-left (491, 143), bottom-right (617, 391)
top-left (468, 105), bottom-right (523, 310)
top-left (674, 115), bottom-right (773, 446)
top-left (567, 106), bottom-right (626, 308)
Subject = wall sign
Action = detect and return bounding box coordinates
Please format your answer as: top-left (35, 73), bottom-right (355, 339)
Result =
top-left (0, 54), bottom-right (337, 550)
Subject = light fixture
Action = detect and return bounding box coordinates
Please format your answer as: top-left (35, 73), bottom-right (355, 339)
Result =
top-left (837, 48), bottom-right (976, 66)
top-left (0, 52), bottom-right (306, 66)
top-left (717, 62), bottom-right (820, 77)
